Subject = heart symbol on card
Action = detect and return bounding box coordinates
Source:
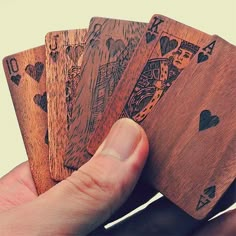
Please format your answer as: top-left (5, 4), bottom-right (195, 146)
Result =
top-left (33, 92), bottom-right (47, 112)
top-left (25, 62), bottom-right (44, 82)
top-left (106, 38), bottom-right (126, 58)
top-left (146, 32), bottom-right (156, 44)
top-left (66, 45), bottom-right (84, 64)
top-left (160, 36), bottom-right (178, 56)
top-left (199, 110), bottom-right (219, 131)
top-left (10, 74), bottom-right (21, 85)
top-left (50, 51), bottom-right (59, 62)
top-left (197, 52), bottom-right (208, 63)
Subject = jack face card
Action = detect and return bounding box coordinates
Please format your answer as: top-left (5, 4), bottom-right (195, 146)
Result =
top-left (3, 46), bottom-right (57, 194)
top-left (45, 29), bottom-right (87, 181)
top-left (88, 14), bottom-right (213, 154)
top-left (64, 17), bottom-right (147, 170)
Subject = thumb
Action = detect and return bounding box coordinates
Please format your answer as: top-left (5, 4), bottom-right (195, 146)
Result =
top-left (3, 118), bottom-right (149, 235)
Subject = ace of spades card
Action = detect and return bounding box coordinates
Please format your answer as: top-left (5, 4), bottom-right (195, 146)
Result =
top-left (87, 15), bottom-right (236, 219)
top-left (45, 29), bottom-right (87, 181)
top-left (2, 46), bottom-right (57, 195)
top-left (64, 17), bottom-right (147, 170)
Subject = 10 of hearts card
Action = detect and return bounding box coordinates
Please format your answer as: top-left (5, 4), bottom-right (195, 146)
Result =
top-left (2, 14), bottom-right (236, 220)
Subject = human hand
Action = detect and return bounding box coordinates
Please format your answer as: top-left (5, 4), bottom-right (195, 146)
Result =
top-left (0, 118), bottom-right (235, 235)
top-left (0, 118), bottom-right (149, 235)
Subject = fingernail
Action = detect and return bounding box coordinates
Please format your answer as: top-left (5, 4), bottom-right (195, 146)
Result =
top-left (101, 119), bottom-right (141, 160)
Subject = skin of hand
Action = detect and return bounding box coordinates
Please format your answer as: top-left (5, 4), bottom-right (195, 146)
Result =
top-left (0, 118), bottom-right (235, 236)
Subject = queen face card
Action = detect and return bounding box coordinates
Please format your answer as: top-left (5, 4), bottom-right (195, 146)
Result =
top-left (45, 29), bottom-right (87, 181)
top-left (64, 17), bottom-right (147, 170)
top-left (3, 46), bottom-right (57, 194)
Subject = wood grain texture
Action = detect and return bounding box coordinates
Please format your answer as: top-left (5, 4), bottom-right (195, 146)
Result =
top-left (141, 36), bottom-right (236, 219)
top-left (45, 29), bottom-right (87, 181)
top-left (88, 14), bottom-right (212, 155)
top-left (64, 18), bottom-right (147, 170)
top-left (86, 15), bottom-right (236, 219)
top-left (2, 46), bottom-right (57, 194)
top-left (89, 30), bottom-right (236, 219)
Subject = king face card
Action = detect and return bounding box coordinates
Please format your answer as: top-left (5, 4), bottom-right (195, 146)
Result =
top-left (3, 46), bottom-right (57, 194)
top-left (45, 29), bottom-right (87, 181)
top-left (64, 17), bottom-right (147, 170)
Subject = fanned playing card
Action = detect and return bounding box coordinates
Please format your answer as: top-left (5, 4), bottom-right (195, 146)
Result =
top-left (141, 36), bottom-right (236, 219)
top-left (88, 15), bottom-right (236, 218)
top-left (45, 29), bottom-right (87, 181)
top-left (87, 15), bottom-right (236, 219)
top-left (2, 46), bottom-right (57, 194)
top-left (64, 17), bottom-right (147, 170)
top-left (2, 15), bottom-right (235, 220)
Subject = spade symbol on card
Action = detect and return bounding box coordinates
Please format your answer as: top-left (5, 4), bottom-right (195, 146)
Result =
top-left (197, 52), bottom-right (208, 63)
top-left (204, 186), bottom-right (216, 199)
top-left (160, 36), bottom-right (178, 56)
top-left (33, 92), bottom-right (47, 112)
top-left (25, 62), bottom-right (44, 82)
top-left (50, 51), bottom-right (59, 62)
top-left (10, 74), bottom-right (21, 85)
top-left (196, 195), bottom-right (211, 211)
top-left (146, 32), bottom-right (156, 44)
top-left (199, 110), bottom-right (219, 131)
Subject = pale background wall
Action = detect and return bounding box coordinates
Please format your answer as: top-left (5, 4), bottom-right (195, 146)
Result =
top-left (0, 0), bottom-right (235, 212)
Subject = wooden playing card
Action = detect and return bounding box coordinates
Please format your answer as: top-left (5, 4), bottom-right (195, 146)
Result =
top-left (64, 17), bottom-right (147, 170)
top-left (45, 29), bottom-right (87, 181)
top-left (141, 36), bottom-right (236, 219)
top-left (2, 46), bottom-right (57, 194)
top-left (89, 31), bottom-right (236, 218)
top-left (88, 14), bottom-right (213, 154)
